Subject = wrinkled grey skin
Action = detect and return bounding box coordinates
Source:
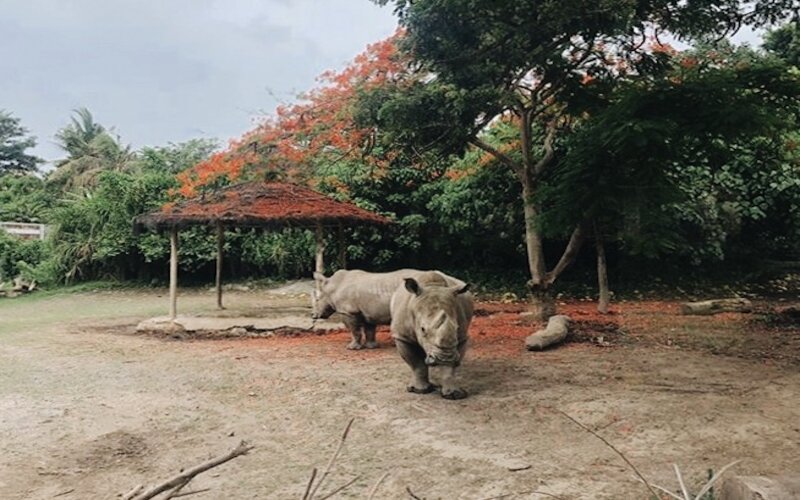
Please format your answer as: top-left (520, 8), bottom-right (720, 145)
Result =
top-left (390, 272), bottom-right (473, 400)
top-left (312, 269), bottom-right (466, 350)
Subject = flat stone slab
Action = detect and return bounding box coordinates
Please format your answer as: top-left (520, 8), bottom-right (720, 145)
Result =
top-left (721, 475), bottom-right (800, 500)
top-left (136, 315), bottom-right (343, 335)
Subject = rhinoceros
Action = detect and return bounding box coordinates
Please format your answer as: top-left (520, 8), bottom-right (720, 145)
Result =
top-left (312, 269), bottom-right (465, 350)
top-left (390, 271), bottom-right (473, 400)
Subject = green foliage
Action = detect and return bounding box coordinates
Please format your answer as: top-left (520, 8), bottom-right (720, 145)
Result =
top-left (764, 21), bottom-right (800, 66)
top-left (0, 110), bottom-right (41, 174)
top-left (0, 231), bottom-right (44, 282)
top-left (540, 45), bottom-right (800, 262)
top-left (137, 139), bottom-right (219, 174)
top-left (0, 174), bottom-right (50, 222)
top-left (48, 108), bottom-right (136, 191)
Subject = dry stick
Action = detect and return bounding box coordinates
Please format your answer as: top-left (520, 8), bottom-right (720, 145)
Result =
top-left (302, 468), bottom-right (318, 500)
top-left (163, 477), bottom-right (193, 500)
top-left (171, 488), bottom-right (212, 499)
top-left (480, 490), bottom-right (567, 500)
top-left (123, 485), bottom-right (144, 500)
top-left (367, 471), bottom-right (390, 500)
top-left (556, 410), bottom-right (658, 500)
top-left (317, 475), bottom-right (361, 500)
top-left (53, 489), bottom-right (75, 497)
top-left (307, 418), bottom-right (355, 499)
top-left (406, 486), bottom-right (423, 500)
top-left (131, 440), bottom-right (254, 500)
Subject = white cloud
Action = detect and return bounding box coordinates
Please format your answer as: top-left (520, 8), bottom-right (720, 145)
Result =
top-left (1, 0), bottom-right (398, 164)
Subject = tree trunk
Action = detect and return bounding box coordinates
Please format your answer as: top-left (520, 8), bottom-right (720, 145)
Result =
top-left (315, 223), bottom-right (325, 276)
top-left (521, 181), bottom-right (554, 320)
top-left (169, 227), bottom-right (179, 321)
top-left (215, 222), bottom-right (224, 310)
top-left (595, 224), bottom-right (610, 314)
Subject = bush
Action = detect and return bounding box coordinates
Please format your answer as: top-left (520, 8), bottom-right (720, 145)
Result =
top-left (0, 231), bottom-right (45, 282)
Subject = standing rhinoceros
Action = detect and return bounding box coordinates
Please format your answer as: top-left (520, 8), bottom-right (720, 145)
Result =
top-left (312, 269), bottom-right (465, 350)
top-left (390, 271), bottom-right (473, 400)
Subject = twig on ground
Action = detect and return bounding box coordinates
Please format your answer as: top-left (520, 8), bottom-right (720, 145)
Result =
top-left (368, 471), bottom-right (390, 500)
top-left (307, 418), bottom-right (355, 499)
top-left (163, 477), bottom-right (192, 500)
top-left (123, 485), bottom-right (144, 500)
top-left (480, 490), bottom-right (566, 500)
top-left (53, 489), bottom-right (75, 497)
top-left (129, 440), bottom-right (254, 500)
top-left (318, 475), bottom-right (361, 500)
top-left (407, 486), bottom-right (424, 499)
top-left (556, 409), bottom-right (659, 500)
top-left (171, 488), bottom-right (212, 498)
top-left (302, 468), bottom-right (318, 500)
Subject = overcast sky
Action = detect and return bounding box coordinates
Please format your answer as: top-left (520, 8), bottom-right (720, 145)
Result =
top-left (2, 0), bottom-right (398, 165)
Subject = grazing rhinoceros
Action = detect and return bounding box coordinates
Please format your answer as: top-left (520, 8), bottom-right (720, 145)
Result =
top-left (390, 271), bottom-right (473, 400)
top-left (312, 269), bottom-right (466, 350)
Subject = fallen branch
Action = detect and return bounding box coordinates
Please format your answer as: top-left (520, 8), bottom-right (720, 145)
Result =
top-left (368, 472), bottom-right (390, 500)
top-left (679, 298), bottom-right (752, 316)
top-left (526, 315), bottom-right (570, 351)
top-left (123, 485), bottom-right (144, 500)
top-left (302, 468), bottom-right (318, 500)
top-left (306, 418), bottom-right (355, 499)
top-left (480, 490), bottom-right (566, 500)
top-left (129, 440), bottom-right (254, 500)
top-left (556, 410), bottom-right (658, 500)
top-left (171, 488), bottom-right (211, 498)
top-left (406, 486), bottom-right (424, 499)
top-left (318, 475), bottom-right (361, 500)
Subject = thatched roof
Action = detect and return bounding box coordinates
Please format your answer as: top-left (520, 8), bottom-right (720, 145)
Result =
top-left (135, 181), bottom-right (391, 230)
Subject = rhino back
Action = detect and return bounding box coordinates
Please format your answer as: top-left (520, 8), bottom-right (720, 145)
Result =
top-left (330, 269), bottom-right (428, 324)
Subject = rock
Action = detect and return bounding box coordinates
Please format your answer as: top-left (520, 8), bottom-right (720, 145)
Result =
top-left (228, 327), bottom-right (249, 336)
top-left (721, 475), bottom-right (800, 500)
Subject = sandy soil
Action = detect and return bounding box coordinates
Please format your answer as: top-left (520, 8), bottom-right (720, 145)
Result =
top-left (1, 288), bottom-right (799, 499)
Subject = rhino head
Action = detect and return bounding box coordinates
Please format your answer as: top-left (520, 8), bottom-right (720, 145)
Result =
top-left (311, 272), bottom-right (336, 319)
top-left (404, 277), bottom-right (470, 367)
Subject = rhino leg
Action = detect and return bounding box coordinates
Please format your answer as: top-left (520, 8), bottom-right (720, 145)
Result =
top-left (430, 364), bottom-right (468, 400)
top-left (363, 323), bottom-right (378, 349)
top-left (395, 339), bottom-right (434, 394)
top-left (342, 314), bottom-right (364, 350)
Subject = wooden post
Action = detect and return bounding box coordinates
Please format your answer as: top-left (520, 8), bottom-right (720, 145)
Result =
top-left (315, 223), bottom-right (325, 276)
top-left (215, 222), bottom-right (224, 309)
top-left (338, 223), bottom-right (346, 270)
top-left (169, 226), bottom-right (179, 321)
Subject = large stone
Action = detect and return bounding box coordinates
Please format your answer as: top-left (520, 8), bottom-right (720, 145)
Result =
top-left (721, 476), bottom-right (800, 500)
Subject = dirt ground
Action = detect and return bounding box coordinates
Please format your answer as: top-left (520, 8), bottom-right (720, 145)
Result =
top-left (1, 287), bottom-right (799, 499)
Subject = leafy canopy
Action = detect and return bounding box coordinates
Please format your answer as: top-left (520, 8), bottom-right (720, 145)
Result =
top-left (0, 110), bottom-right (41, 174)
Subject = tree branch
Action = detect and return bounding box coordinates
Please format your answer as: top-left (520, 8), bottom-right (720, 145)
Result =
top-left (544, 223), bottom-right (586, 285)
top-left (469, 137), bottom-right (524, 178)
top-left (130, 441), bottom-right (254, 500)
top-left (532, 124), bottom-right (557, 176)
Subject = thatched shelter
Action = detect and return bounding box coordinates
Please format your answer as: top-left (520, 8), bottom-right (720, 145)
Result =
top-left (135, 181), bottom-right (390, 320)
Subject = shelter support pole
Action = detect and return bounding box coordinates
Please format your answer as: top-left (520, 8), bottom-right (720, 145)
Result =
top-left (215, 222), bottom-right (224, 309)
top-left (315, 223), bottom-right (325, 276)
top-left (338, 223), bottom-right (346, 270)
top-left (169, 226), bottom-right (179, 321)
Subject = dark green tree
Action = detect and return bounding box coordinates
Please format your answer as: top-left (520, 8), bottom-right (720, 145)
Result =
top-left (368, 0), bottom-right (800, 317)
top-left (0, 111), bottom-right (41, 174)
top-left (764, 21), bottom-right (800, 66)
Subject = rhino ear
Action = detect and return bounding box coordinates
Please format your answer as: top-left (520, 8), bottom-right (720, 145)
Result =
top-left (313, 272), bottom-right (327, 283)
top-left (452, 283), bottom-right (471, 295)
top-left (404, 278), bottom-right (423, 296)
